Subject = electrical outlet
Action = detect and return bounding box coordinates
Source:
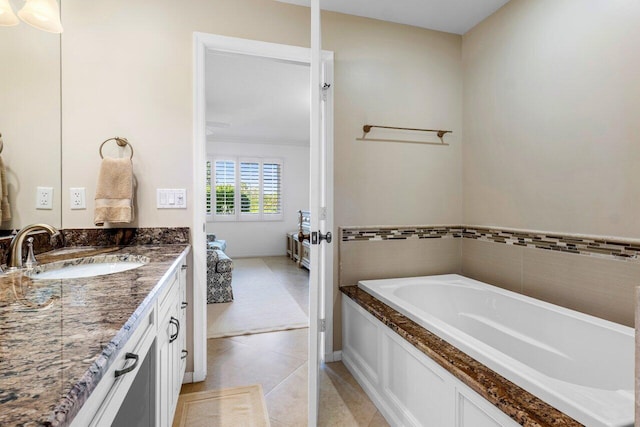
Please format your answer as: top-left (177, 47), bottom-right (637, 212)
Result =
top-left (36, 187), bottom-right (53, 210)
top-left (70, 187), bottom-right (86, 210)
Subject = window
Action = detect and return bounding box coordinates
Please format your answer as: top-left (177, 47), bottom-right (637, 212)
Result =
top-left (207, 157), bottom-right (283, 221)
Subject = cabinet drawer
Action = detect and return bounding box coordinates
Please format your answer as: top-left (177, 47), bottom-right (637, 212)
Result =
top-left (71, 306), bottom-right (156, 427)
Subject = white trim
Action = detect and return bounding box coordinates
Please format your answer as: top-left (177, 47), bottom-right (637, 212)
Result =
top-left (192, 32), bottom-right (335, 416)
top-left (192, 32), bottom-right (208, 382)
top-left (182, 371), bottom-right (194, 384)
top-left (325, 350), bottom-right (342, 362)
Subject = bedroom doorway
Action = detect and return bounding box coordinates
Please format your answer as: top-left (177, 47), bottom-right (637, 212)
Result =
top-left (204, 51), bottom-right (312, 338)
top-left (192, 33), bottom-right (334, 424)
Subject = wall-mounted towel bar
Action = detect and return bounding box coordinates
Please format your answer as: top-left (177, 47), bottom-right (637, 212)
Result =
top-left (356, 124), bottom-right (452, 145)
top-left (99, 137), bottom-right (134, 159)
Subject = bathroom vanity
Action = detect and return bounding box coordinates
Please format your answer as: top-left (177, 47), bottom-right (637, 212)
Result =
top-left (0, 243), bottom-right (191, 427)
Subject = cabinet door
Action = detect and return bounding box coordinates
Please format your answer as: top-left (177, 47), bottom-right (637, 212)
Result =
top-left (157, 290), bottom-right (179, 427)
top-left (178, 262), bottom-right (188, 380)
top-left (157, 257), bottom-right (188, 427)
top-left (156, 313), bottom-right (173, 427)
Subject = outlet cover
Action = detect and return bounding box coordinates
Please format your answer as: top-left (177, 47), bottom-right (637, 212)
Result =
top-left (36, 187), bottom-right (53, 210)
top-left (70, 187), bottom-right (86, 210)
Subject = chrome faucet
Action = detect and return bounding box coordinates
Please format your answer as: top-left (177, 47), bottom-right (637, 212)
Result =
top-left (7, 223), bottom-right (61, 270)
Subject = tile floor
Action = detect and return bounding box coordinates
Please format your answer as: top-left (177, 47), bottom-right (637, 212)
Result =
top-left (180, 256), bottom-right (388, 426)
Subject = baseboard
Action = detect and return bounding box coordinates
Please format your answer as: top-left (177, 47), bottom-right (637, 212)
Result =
top-left (325, 350), bottom-right (342, 362)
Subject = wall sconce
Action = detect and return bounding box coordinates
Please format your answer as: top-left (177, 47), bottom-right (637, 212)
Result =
top-left (0, 0), bottom-right (63, 33)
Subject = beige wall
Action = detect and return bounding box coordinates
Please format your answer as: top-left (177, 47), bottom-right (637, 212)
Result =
top-left (60, 0), bottom-right (465, 228)
top-left (461, 239), bottom-right (638, 327)
top-left (340, 238), bottom-right (461, 287)
top-left (462, 0), bottom-right (640, 238)
top-left (61, 0), bottom-right (311, 229)
top-left (60, 0), bottom-right (463, 228)
top-left (324, 11), bottom-right (463, 227)
top-left (60, 0), bottom-right (464, 350)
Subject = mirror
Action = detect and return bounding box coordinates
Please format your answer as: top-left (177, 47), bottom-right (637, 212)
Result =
top-left (0, 0), bottom-right (61, 236)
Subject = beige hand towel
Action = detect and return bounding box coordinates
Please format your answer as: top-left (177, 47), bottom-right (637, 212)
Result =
top-left (94, 157), bottom-right (134, 226)
top-left (0, 155), bottom-right (11, 222)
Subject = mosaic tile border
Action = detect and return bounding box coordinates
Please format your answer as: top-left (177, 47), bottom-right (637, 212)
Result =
top-left (341, 226), bottom-right (464, 241)
top-left (341, 225), bottom-right (640, 261)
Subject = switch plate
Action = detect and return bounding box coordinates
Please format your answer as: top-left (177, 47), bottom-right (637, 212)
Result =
top-left (36, 187), bottom-right (53, 210)
top-left (157, 189), bottom-right (187, 209)
top-left (70, 187), bottom-right (86, 210)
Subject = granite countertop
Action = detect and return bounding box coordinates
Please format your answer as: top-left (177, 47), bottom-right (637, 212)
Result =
top-left (340, 285), bottom-right (583, 427)
top-left (0, 244), bottom-right (190, 427)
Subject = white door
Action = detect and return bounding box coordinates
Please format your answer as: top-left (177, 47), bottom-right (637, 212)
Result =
top-left (193, 29), bottom-right (334, 425)
top-left (308, 1), bottom-right (334, 425)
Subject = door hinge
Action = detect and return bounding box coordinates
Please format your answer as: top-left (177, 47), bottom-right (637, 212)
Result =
top-left (321, 82), bottom-right (331, 101)
top-left (319, 319), bottom-right (326, 332)
top-left (320, 206), bottom-right (327, 220)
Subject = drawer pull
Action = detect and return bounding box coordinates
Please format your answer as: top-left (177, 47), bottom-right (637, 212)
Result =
top-left (169, 317), bottom-right (180, 343)
top-left (181, 349), bottom-right (189, 360)
top-left (181, 264), bottom-right (188, 270)
top-left (181, 301), bottom-right (188, 309)
top-left (115, 353), bottom-right (139, 378)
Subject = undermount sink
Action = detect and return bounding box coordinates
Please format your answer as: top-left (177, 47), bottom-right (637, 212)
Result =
top-left (26, 254), bottom-right (149, 280)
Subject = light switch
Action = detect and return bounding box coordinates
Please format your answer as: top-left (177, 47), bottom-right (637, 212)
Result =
top-left (157, 189), bottom-right (187, 209)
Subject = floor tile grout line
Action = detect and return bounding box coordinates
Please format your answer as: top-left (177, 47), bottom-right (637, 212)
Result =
top-left (264, 360), bottom-right (308, 400)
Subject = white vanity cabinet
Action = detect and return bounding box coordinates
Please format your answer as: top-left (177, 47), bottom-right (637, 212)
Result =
top-left (71, 251), bottom-right (189, 427)
top-left (71, 302), bottom-right (157, 427)
top-left (157, 260), bottom-right (188, 427)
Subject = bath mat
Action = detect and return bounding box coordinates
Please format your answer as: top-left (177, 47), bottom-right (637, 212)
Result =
top-left (207, 258), bottom-right (308, 338)
top-left (173, 385), bottom-right (270, 427)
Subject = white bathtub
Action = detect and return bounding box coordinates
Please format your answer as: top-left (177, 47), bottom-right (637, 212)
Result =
top-left (357, 274), bottom-right (634, 427)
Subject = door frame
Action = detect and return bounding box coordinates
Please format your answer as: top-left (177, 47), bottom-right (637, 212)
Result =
top-left (192, 32), bottom-right (335, 381)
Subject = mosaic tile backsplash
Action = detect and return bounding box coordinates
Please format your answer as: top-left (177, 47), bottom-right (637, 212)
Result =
top-left (341, 225), bottom-right (640, 261)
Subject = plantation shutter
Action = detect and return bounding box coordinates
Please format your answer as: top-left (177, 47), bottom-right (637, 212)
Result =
top-left (205, 159), bottom-right (212, 216)
top-left (214, 159), bottom-right (236, 220)
top-left (239, 160), bottom-right (260, 217)
top-left (262, 161), bottom-right (283, 220)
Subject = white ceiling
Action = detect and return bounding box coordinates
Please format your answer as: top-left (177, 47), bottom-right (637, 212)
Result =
top-left (205, 52), bottom-right (310, 146)
top-left (276, 0), bottom-right (510, 35)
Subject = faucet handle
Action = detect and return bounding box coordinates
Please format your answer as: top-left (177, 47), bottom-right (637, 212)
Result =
top-left (25, 237), bottom-right (38, 269)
